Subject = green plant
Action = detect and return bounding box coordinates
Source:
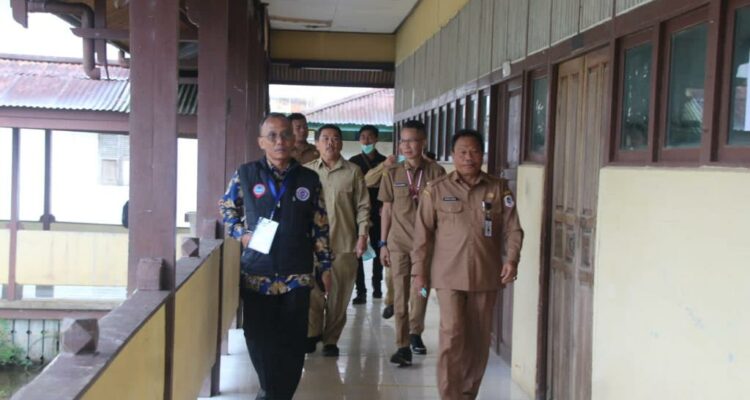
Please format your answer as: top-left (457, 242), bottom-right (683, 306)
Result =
top-left (0, 320), bottom-right (30, 368)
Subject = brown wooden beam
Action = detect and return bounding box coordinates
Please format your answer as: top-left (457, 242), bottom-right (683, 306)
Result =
top-left (225, 0), bottom-right (250, 178)
top-left (71, 27), bottom-right (198, 42)
top-left (94, 0), bottom-right (108, 65)
top-left (128, 1), bottom-right (180, 399)
top-left (196, 0), bottom-right (230, 394)
top-left (0, 108), bottom-right (197, 137)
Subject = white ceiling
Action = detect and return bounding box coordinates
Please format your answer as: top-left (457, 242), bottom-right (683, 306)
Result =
top-left (265, 0), bottom-right (419, 34)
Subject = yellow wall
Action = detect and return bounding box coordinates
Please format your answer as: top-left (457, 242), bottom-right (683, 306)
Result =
top-left (0, 229), bottom-right (8, 284)
top-left (395, 0), bottom-right (470, 63)
top-left (593, 167), bottom-right (750, 399)
top-left (16, 230), bottom-right (128, 286)
top-left (222, 238), bottom-right (241, 333)
top-left (82, 305), bottom-right (166, 400)
top-left (14, 231), bottom-right (194, 286)
top-left (510, 164), bottom-right (545, 397)
top-left (173, 250), bottom-right (221, 400)
top-left (271, 31), bottom-right (395, 63)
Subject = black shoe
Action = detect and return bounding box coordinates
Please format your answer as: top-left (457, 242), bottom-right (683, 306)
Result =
top-left (305, 335), bottom-right (321, 354)
top-left (410, 334), bottom-right (427, 355)
top-left (322, 344), bottom-right (339, 357)
top-left (382, 305), bottom-right (394, 319)
top-left (372, 290), bottom-right (383, 299)
top-left (389, 347), bottom-right (412, 367)
top-left (352, 294), bottom-right (366, 305)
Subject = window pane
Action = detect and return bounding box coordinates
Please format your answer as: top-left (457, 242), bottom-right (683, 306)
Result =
top-left (51, 132), bottom-right (129, 224)
top-left (666, 23), bottom-right (707, 148)
top-left (457, 102), bottom-right (465, 130)
top-left (177, 138), bottom-right (197, 228)
top-left (0, 129), bottom-right (11, 220)
top-left (467, 97), bottom-right (476, 129)
top-left (19, 129), bottom-right (45, 221)
top-left (620, 43), bottom-right (652, 150)
top-left (729, 6), bottom-right (750, 146)
top-left (481, 94), bottom-right (491, 161)
top-left (530, 77), bottom-right (549, 154)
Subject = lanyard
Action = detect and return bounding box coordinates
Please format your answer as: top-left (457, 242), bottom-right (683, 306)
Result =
top-left (406, 168), bottom-right (423, 203)
top-left (266, 177), bottom-right (288, 220)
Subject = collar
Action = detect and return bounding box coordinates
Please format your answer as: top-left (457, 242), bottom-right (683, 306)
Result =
top-left (317, 156), bottom-right (344, 172)
top-left (450, 170), bottom-right (488, 186)
top-left (404, 156), bottom-right (426, 172)
top-left (262, 156), bottom-right (297, 178)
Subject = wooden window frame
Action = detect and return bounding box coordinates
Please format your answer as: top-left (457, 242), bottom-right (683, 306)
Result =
top-left (717, 0), bottom-right (750, 164)
top-left (524, 68), bottom-right (550, 164)
top-left (611, 29), bottom-right (657, 164)
top-left (657, 7), bottom-right (709, 164)
top-left (468, 93), bottom-right (479, 130)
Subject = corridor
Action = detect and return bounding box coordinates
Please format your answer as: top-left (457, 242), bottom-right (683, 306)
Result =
top-left (202, 290), bottom-right (530, 400)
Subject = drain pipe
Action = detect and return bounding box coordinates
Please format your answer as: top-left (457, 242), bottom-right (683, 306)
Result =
top-left (27, 1), bottom-right (101, 80)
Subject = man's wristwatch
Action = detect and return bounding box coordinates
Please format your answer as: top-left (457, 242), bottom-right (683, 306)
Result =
top-left (377, 240), bottom-right (388, 249)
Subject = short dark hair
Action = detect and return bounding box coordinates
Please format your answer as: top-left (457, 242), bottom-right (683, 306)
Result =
top-left (451, 129), bottom-right (484, 153)
top-left (424, 151), bottom-right (437, 161)
top-left (288, 113), bottom-right (307, 123)
top-left (315, 124), bottom-right (343, 141)
top-left (357, 125), bottom-right (379, 139)
top-left (401, 120), bottom-right (426, 138)
top-left (259, 112), bottom-right (289, 131)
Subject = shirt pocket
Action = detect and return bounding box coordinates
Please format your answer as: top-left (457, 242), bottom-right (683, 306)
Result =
top-left (438, 201), bottom-right (463, 213)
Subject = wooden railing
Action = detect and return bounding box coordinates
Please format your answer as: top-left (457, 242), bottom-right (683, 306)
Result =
top-left (11, 237), bottom-right (241, 399)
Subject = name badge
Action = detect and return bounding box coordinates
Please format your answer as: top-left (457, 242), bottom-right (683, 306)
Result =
top-left (248, 217), bottom-right (279, 254)
top-left (482, 201), bottom-right (492, 237)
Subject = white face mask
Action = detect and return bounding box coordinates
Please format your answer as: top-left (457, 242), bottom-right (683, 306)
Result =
top-left (397, 154), bottom-right (407, 163)
top-left (361, 144), bottom-right (375, 154)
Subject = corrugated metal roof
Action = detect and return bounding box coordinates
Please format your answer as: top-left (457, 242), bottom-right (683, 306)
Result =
top-left (304, 88), bottom-right (394, 126)
top-left (0, 58), bottom-right (197, 115)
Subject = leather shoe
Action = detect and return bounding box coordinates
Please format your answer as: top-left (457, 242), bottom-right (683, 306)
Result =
top-left (352, 294), bottom-right (366, 305)
top-left (382, 305), bottom-right (394, 319)
top-left (322, 344), bottom-right (339, 357)
top-left (305, 335), bottom-right (321, 354)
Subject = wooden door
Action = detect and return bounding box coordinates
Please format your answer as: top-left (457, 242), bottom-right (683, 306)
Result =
top-left (547, 48), bottom-right (609, 400)
top-left (489, 78), bottom-right (522, 362)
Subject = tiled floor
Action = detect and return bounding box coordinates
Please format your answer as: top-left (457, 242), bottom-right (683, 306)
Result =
top-left (201, 290), bottom-right (531, 400)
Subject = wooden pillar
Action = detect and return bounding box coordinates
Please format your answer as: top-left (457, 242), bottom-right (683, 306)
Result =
top-left (224, 0), bottom-right (250, 177)
top-left (41, 129), bottom-right (54, 231)
top-left (128, 0), bottom-right (179, 398)
top-left (244, 3), bottom-right (262, 163)
top-left (7, 128), bottom-right (20, 300)
top-left (196, 0), bottom-right (229, 396)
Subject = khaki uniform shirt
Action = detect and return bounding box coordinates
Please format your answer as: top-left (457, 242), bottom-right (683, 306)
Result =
top-left (411, 171), bottom-right (523, 291)
top-left (305, 158), bottom-right (370, 254)
top-left (292, 142), bottom-right (320, 165)
top-left (364, 161), bottom-right (387, 188)
top-left (378, 159), bottom-right (446, 253)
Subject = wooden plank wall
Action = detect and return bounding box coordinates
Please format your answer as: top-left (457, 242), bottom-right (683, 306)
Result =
top-left (394, 0), bottom-right (657, 114)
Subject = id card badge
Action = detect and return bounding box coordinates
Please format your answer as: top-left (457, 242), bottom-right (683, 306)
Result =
top-left (248, 217), bottom-right (279, 254)
top-left (482, 200), bottom-right (493, 237)
top-left (483, 219), bottom-right (492, 237)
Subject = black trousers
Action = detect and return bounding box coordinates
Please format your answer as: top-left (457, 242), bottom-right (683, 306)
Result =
top-left (355, 223), bottom-right (383, 296)
top-left (241, 287), bottom-right (311, 400)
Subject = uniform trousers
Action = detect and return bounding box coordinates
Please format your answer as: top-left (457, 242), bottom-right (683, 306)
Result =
top-left (390, 251), bottom-right (429, 348)
top-left (242, 287), bottom-right (311, 400)
top-left (435, 289), bottom-right (498, 400)
top-left (308, 252), bottom-right (358, 344)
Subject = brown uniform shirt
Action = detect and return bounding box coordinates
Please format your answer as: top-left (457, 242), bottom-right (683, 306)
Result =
top-left (378, 159), bottom-right (446, 254)
top-left (411, 171), bottom-right (523, 291)
top-left (291, 142), bottom-right (320, 165)
top-left (305, 158), bottom-right (370, 254)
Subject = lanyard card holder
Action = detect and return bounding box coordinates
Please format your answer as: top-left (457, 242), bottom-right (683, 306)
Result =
top-left (248, 217), bottom-right (279, 254)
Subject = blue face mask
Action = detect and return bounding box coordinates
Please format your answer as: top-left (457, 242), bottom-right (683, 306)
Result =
top-left (361, 144), bottom-right (375, 154)
top-left (397, 154), bottom-right (407, 163)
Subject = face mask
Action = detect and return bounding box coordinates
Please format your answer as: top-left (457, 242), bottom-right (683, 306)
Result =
top-left (397, 154), bottom-right (407, 163)
top-left (361, 144), bottom-right (375, 154)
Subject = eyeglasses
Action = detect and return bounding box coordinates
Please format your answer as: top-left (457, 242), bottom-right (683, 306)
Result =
top-left (261, 132), bottom-right (294, 142)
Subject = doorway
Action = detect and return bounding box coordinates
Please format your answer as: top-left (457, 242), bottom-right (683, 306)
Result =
top-left (546, 48), bottom-right (609, 400)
